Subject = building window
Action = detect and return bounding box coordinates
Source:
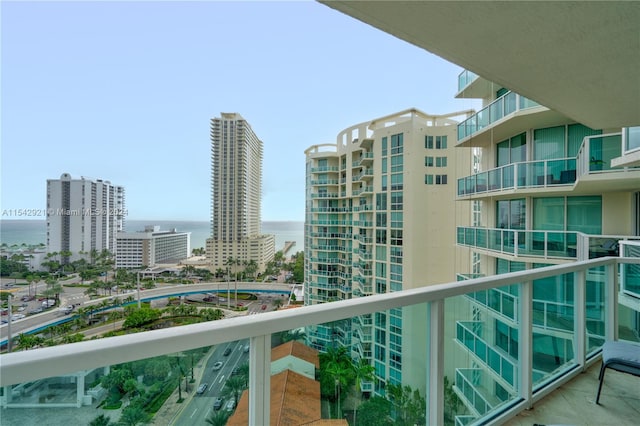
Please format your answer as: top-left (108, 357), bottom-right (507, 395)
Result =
top-left (435, 174), bottom-right (448, 185)
top-left (390, 174), bottom-right (403, 190)
top-left (391, 133), bottom-right (403, 155)
top-left (425, 156), bottom-right (434, 167)
top-left (436, 135), bottom-right (447, 149)
top-left (390, 192), bottom-right (403, 210)
top-left (425, 174), bottom-right (434, 185)
top-left (436, 156), bottom-right (447, 167)
top-left (390, 229), bottom-right (402, 246)
top-left (382, 137), bottom-right (388, 156)
top-left (425, 135), bottom-right (433, 149)
top-left (390, 155), bottom-right (403, 173)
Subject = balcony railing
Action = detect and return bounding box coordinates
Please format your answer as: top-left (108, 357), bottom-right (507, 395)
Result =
top-left (457, 91), bottom-right (541, 141)
top-left (1, 258), bottom-right (639, 425)
top-left (457, 132), bottom-right (631, 198)
top-left (457, 69), bottom-right (479, 92)
top-left (457, 226), bottom-right (640, 261)
top-left (457, 158), bottom-right (577, 197)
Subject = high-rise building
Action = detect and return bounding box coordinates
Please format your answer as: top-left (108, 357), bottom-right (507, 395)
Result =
top-left (450, 73), bottom-right (640, 423)
top-left (115, 225), bottom-right (191, 269)
top-left (46, 173), bottom-right (125, 262)
top-left (304, 109), bottom-right (472, 394)
top-left (206, 113), bottom-right (275, 272)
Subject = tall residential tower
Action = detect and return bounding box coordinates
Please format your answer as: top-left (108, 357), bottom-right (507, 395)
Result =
top-left (46, 173), bottom-right (125, 262)
top-left (304, 109), bottom-right (471, 395)
top-left (206, 113), bottom-right (275, 272)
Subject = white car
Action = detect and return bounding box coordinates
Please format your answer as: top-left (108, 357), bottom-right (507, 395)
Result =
top-left (212, 361), bottom-right (224, 370)
top-left (196, 383), bottom-right (208, 394)
top-left (11, 314), bottom-right (26, 321)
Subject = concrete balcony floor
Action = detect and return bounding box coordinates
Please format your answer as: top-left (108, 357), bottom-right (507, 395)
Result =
top-left (505, 362), bottom-right (640, 426)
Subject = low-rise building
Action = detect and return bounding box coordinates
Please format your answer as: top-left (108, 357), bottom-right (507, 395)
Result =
top-left (115, 226), bottom-right (190, 269)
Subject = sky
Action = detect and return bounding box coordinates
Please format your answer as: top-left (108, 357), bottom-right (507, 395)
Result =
top-left (1, 0), bottom-right (479, 222)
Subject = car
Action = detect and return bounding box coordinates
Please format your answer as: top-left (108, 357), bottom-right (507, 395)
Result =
top-left (29, 307), bottom-right (43, 315)
top-left (225, 399), bottom-right (236, 412)
top-left (212, 361), bottom-right (223, 370)
top-left (223, 347), bottom-right (232, 356)
top-left (243, 345), bottom-right (250, 353)
top-left (196, 383), bottom-right (208, 394)
top-left (213, 397), bottom-right (224, 410)
top-left (261, 304), bottom-right (267, 310)
top-left (231, 367), bottom-right (240, 376)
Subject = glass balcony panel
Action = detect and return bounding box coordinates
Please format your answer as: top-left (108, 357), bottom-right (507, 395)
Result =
top-left (476, 229), bottom-right (488, 249)
top-left (625, 126), bottom-right (640, 152)
top-left (477, 107), bottom-right (490, 131)
top-left (447, 294), bottom-right (519, 425)
top-left (488, 229), bottom-right (502, 252)
top-left (588, 134), bottom-right (622, 172)
top-left (586, 266), bottom-right (606, 355)
top-left (518, 96), bottom-right (540, 109)
top-left (465, 227), bottom-right (476, 247)
top-left (488, 169), bottom-right (501, 191)
top-left (504, 92), bottom-right (517, 115)
top-left (502, 164), bottom-right (515, 188)
top-left (489, 100), bottom-right (504, 123)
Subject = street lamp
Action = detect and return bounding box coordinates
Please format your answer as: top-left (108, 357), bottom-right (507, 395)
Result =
top-left (136, 271), bottom-right (141, 308)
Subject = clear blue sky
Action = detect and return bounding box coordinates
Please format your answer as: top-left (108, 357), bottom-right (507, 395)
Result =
top-left (1, 0), bottom-right (478, 222)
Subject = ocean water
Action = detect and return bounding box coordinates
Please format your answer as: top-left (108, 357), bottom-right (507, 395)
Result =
top-left (0, 219), bottom-right (304, 253)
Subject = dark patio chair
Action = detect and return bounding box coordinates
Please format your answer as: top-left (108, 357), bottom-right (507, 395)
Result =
top-left (595, 340), bottom-right (640, 404)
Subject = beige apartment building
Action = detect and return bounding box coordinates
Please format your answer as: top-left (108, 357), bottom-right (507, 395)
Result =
top-left (206, 113), bottom-right (275, 273)
top-left (304, 108), bottom-right (472, 394)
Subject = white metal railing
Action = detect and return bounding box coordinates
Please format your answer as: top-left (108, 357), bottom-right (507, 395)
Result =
top-left (1, 257), bottom-right (639, 425)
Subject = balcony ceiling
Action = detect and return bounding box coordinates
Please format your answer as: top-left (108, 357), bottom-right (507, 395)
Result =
top-left (320, 1), bottom-right (640, 129)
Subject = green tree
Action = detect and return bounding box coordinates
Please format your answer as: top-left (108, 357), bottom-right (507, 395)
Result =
top-left (386, 383), bottom-right (426, 426)
top-left (123, 307), bottom-right (161, 329)
top-left (354, 396), bottom-right (394, 426)
top-left (205, 411), bottom-right (230, 426)
top-left (222, 375), bottom-right (246, 407)
top-left (352, 358), bottom-right (375, 426)
top-left (88, 414), bottom-right (114, 426)
top-left (15, 333), bottom-right (44, 350)
top-left (118, 405), bottom-right (148, 426)
top-left (273, 298), bottom-right (283, 310)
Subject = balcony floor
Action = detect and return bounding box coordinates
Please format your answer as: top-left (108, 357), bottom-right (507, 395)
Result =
top-left (504, 362), bottom-right (640, 426)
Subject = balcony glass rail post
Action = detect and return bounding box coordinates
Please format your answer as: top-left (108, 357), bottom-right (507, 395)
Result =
top-left (428, 299), bottom-right (444, 425)
top-left (249, 334), bottom-right (271, 425)
top-left (606, 263), bottom-right (618, 341)
top-left (519, 280), bottom-right (533, 408)
top-left (574, 269), bottom-right (587, 370)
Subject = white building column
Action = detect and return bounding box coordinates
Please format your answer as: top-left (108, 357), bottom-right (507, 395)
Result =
top-left (249, 334), bottom-right (271, 425)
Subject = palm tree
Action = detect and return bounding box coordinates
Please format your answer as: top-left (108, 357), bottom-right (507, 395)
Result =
top-left (237, 362), bottom-right (250, 388)
top-left (352, 358), bottom-right (375, 426)
top-left (205, 411), bottom-right (230, 426)
top-left (222, 375), bottom-right (246, 407)
top-left (273, 298), bottom-right (283, 310)
top-left (245, 259), bottom-right (258, 281)
top-left (89, 414), bottom-right (114, 426)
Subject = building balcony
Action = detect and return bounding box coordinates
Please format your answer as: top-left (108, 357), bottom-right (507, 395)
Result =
top-left (456, 92), bottom-right (570, 148)
top-left (310, 192), bottom-right (340, 199)
top-left (457, 69), bottom-right (479, 94)
top-left (457, 133), bottom-right (639, 199)
top-left (310, 166), bottom-right (339, 173)
top-left (1, 258), bottom-right (639, 425)
top-left (310, 179), bottom-right (339, 186)
top-left (457, 226), bottom-right (640, 262)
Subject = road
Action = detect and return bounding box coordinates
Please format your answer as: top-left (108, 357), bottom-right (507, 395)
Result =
top-left (1, 281), bottom-right (297, 343)
top-left (173, 340), bottom-right (249, 425)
